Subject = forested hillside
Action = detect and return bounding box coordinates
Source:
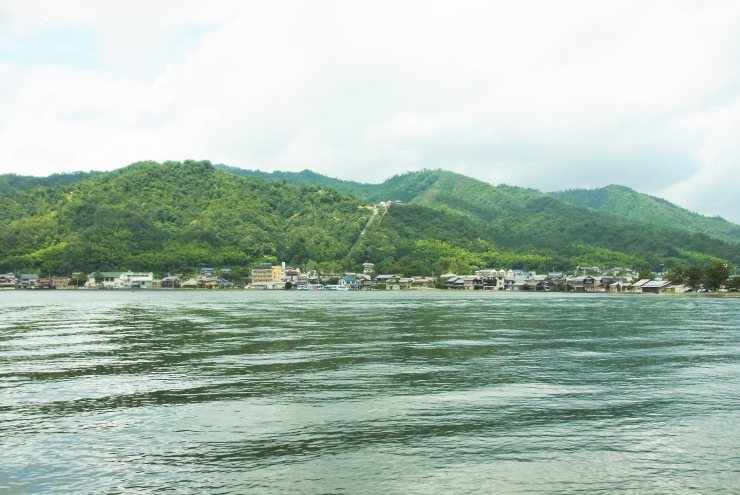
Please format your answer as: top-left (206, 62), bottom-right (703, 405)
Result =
top-left (351, 179), bottom-right (738, 275)
top-left (0, 161), bottom-right (369, 276)
top-left (552, 185), bottom-right (740, 245)
top-left (218, 166), bottom-right (739, 274)
top-left (0, 161), bottom-right (737, 277)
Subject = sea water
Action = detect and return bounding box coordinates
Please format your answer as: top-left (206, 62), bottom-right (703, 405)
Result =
top-left (1, 290), bottom-right (739, 493)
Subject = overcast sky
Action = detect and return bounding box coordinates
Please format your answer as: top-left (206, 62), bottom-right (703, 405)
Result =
top-left (2, 1), bottom-right (740, 221)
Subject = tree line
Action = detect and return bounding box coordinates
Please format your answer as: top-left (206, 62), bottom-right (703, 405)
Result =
top-left (665, 263), bottom-right (737, 290)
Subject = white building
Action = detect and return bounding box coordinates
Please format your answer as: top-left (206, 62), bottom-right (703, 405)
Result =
top-left (86, 272), bottom-right (124, 288)
top-left (120, 271), bottom-right (155, 289)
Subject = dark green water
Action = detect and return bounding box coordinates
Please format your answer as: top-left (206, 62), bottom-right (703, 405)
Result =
top-left (1, 290), bottom-right (739, 494)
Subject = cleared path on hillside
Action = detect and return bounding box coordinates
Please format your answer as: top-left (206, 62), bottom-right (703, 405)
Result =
top-left (348, 205), bottom-right (385, 255)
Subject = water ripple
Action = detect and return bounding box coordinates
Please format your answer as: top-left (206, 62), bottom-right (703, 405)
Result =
top-left (1, 290), bottom-right (739, 494)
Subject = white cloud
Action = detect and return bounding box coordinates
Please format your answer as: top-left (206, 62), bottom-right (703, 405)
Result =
top-left (1, 0), bottom-right (740, 221)
top-left (659, 96), bottom-right (740, 218)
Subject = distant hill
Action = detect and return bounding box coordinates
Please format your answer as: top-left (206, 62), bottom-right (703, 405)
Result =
top-left (221, 165), bottom-right (740, 245)
top-left (0, 162), bottom-right (736, 277)
top-left (213, 165), bottom-right (374, 199)
top-left (213, 165), bottom-right (444, 203)
top-left (552, 185), bottom-right (740, 245)
top-left (352, 171), bottom-right (737, 273)
top-left (0, 171), bottom-right (102, 195)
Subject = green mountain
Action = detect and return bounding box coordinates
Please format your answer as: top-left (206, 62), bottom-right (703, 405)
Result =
top-left (346, 171), bottom-right (737, 274)
top-left (0, 162), bottom-right (737, 278)
top-left (551, 185), bottom-right (740, 245)
top-left (0, 161), bottom-right (370, 276)
top-left (209, 165), bottom-right (739, 273)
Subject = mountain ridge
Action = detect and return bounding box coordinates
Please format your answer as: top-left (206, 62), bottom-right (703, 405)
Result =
top-left (215, 165), bottom-right (740, 245)
top-left (0, 161), bottom-right (736, 277)
top-left (0, 171), bottom-right (102, 195)
top-left (551, 184), bottom-right (740, 245)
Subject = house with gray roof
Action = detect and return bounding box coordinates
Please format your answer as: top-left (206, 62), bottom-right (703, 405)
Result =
top-left (630, 279), bottom-right (652, 293)
top-left (0, 273), bottom-right (17, 289)
top-left (565, 275), bottom-right (597, 292)
top-left (640, 280), bottom-right (672, 293)
top-left (18, 274), bottom-right (39, 289)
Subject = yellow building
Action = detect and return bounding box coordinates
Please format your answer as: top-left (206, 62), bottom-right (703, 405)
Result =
top-left (251, 264), bottom-right (283, 283)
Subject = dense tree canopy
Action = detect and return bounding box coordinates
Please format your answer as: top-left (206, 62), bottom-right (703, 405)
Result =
top-left (0, 161), bottom-right (737, 278)
top-left (0, 161), bottom-right (368, 275)
top-left (553, 185), bottom-right (740, 245)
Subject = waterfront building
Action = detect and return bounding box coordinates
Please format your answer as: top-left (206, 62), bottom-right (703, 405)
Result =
top-left (249, 263), bottom-right (285, 289)
top-left (251, 263), bottom-right (283, 283)
top-left (86, 272), bottom-right (124, 288)
top-left (160, 276), bottom-right (181, 288)
top-left (640, 280), bottom-right (672, 293)
top-left (0, 273), bottom-right (17, 288)
top-left (120, 271), bottom-right (155, 289)
top-left (51, 277), bottom-right (70, 289)
top-left (18, 274), bottom-right (39, 289)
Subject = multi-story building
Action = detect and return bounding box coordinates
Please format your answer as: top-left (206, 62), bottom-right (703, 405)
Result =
top-left (251, 263), bottom-right (283, 283)
top-left (282, 266), bottom-right (301, 282)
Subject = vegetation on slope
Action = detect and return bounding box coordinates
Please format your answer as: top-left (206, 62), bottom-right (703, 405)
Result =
top-left (0, 161), bottom-right (369, 275)
top-left (552, 185), bottom-right (740, 245)
top-left (351, 202), bottom-right (734, 276)
top-left (0, 162), bottom-right (737, 278)
top-left (217, 166), bottom-right (738, 273)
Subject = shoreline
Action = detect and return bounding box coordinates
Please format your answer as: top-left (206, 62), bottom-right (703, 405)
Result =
top-left (3, 287), bottom-right (738, 297)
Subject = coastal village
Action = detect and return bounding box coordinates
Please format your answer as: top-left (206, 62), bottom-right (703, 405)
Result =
top-left (0, 262), bottom-right (732, 294)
